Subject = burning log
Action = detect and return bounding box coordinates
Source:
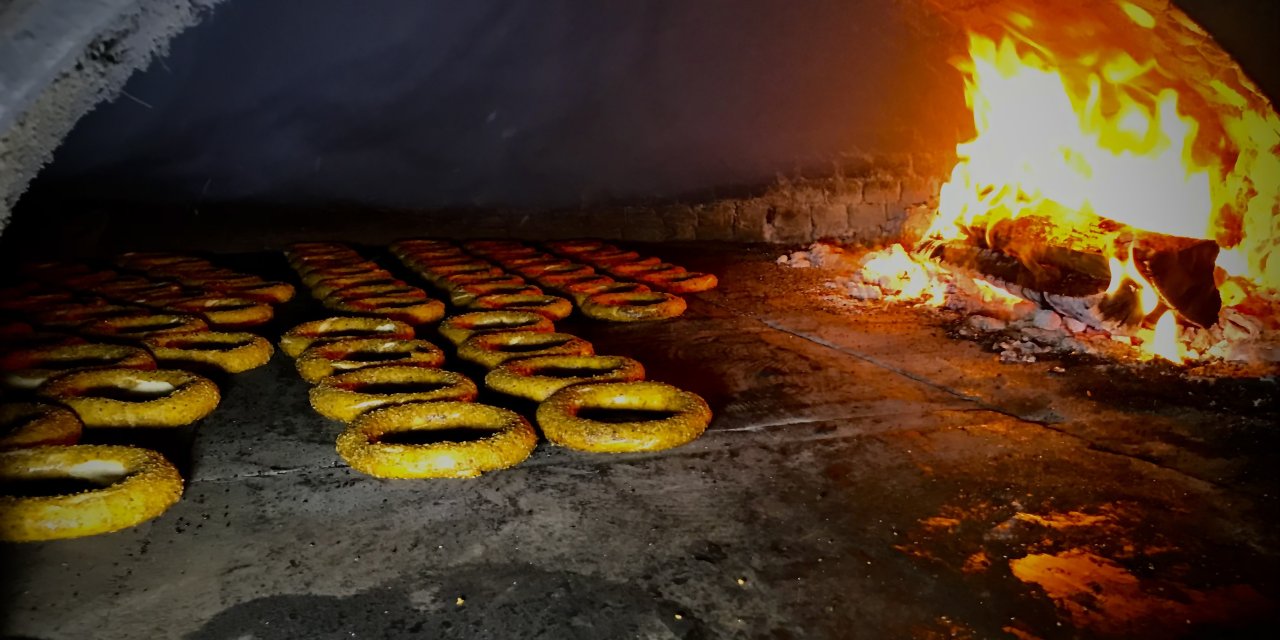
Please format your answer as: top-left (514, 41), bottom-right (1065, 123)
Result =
top-left (922, 213), bottom-right (1222, 328)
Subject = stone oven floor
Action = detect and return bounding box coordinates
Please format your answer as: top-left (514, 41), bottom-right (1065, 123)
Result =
top-left (2, 243), bottom-right (1278, 639)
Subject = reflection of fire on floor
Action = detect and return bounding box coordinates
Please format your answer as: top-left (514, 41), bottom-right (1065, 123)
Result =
top-left (896, 501), bottom-right (1273, 637)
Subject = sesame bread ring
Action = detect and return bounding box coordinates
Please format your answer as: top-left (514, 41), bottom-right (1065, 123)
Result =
top-left (438, 273), bottom-right (526, 293)
top-left (511, 259), bottom-right (574, 279)
top-left (309, 366), bottom-right (478, 422)
top-left (485, 355), bottom-right (645, 402)
top-left (0, 445), bottom-right (183, 541)
top-left (537, 381), bottom-right (711, 453)
top-left (469, 294), bottom-right (574, 320)
top-left (479, 247), bottom-right (544, 262)
top-left (328, 296), bottom-right (446, 326)
top-left (461, 239), bottom-right (528, 253)
top-left (326, 282), bottom-right (426, 302)
top-left (638, 270), bottom-right (719, 294)
top-left (280, 317), bottom-right (416, 358)
top-left (31, 303), bottom-right (149, 330)
top-left (300, 265), bottom-right (389, 288)
top-left (205, 280), bottom-right (294, 304)
top-left (81, 314), bottom-right (209, 339)
top-left (417, 262), bottom-right (497, 282)
top-left (450, 283), bottom-right (543, 308)
top-left (0, 403), bottom-right (82, 450)
top-left (545, 239), bottom-right (610, 255)
top-left (609, 261), bottom-right (685, 278)
top-left (437, 311), bottom-right (554, 346)
top-left (580, 291), bottom-right (687, 322)
top-left (142, 331), bottom-right (274, 374)
top-left (336, 401), bottom-right (536, 478)
top-left (390, 238), bottom-right (457, 256)
top-left (158, 296), bottom-right (274, 329)
top-left (311, 274), bottom-right (401, 299)
top-left (457, 331), bottom-right (594, 369)
top-left (565, 281), bottom-right (651, 306)
top-left (544, 274), bottom-right (613, 295)
top-left (0, 291), bottom-right (77, 314)
top-left (1, 344), bottom-right (157, 390)
top-left (534, 265), bottom-right (599, 288)
top-left (38, 368), bottom-right (220, 428)
top-left (579, 250), bottom-right (644, 266)
top-left (116, 252), bottom-right (206, 269)
top-left (295, 338), bottom-right (445, 383)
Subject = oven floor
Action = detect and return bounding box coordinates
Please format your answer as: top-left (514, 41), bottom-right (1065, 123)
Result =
top-left (3, 243), bottom-right (1277, 639)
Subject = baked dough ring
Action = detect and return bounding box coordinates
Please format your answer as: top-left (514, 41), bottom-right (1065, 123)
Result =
top-left (0, 403), bottom-right (82, 450)
top-left (638, 270), bottom-right (719, 294)
top-left (38, 368), bottom-right (221, 428)
top-left (544, 239), bottom-right (610, 255)
top-left (437, 311), bottom-right (554, 346)
top-left (1, 343), bottom-right (157, 390)
top-left (457, 331), bottom-right (594, 369)
top-left (204, 280), bottom-right (295, 304)
top-left (325, 296), bottom-right (446, 325)
top-left (537, 381), bottom-right (711, 453)
top-left (565, 281), bottom-right (651, 306)
top-left (295, 338), bottom-right (445, 383)
top-left (469, 294), bottom-right (574, 320)
top-left (485, 355), bottom-right (645, 402)
top-left (579, 291), bottom-right (687, 322)
top-left (449, 282), bottom-right (542, 308)
top-left (608, 261), bottom-right (684, 278)
top-left (309, 366), bottom-right (478, 422)
top-left (0, 445), bottom-right (183, 541)
top-left (337, 401), bottom-right (536, 478)
top-left (142, 331), bottom-right (274, 374)
top-left (81, 313), bottom-right (209, 339)
top-left (280, 317), bottom-right (416, 358)
top-left (158, 296), bottom-right (274, 329)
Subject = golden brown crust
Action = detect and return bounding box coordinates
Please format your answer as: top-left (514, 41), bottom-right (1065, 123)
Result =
top-left (295, 338), bottom-right (446, 383)
top-left (456, 331), bottom-right (594, 369)
top-left (0, 445), bottom-right (183, 541)
top-left (468, 294), bottom-right (574, 320)
top-left (537, 381), bottom-right (711, 453)
top-left (449, 282), bottom-right (542, 308)
top-left (142, 331), bottom-right (274, 374)
top-left (309, 366), bottom-right (478, 422)
top-left (336, 401), bottom-right (536, 478)
top-left (81, 313), bottom-right (209, 339)
top-left (0, 343), bottom-right (157, 390)
top-left (579, 291), bottom-right (687, 322)
top-left (437, 311), bottom-right (555, 346)
top-left (280, 317), bottom-right (416, 358)
top-left (156, 296), bottom-right (274, 329)
top-left (485, 355), bottom-right (645, 401)
top-left (637, 270), bottom-right (719, 293)
top-left (324, 296), bottom-right (446, 325)
top-left (38, 368), bottom-right (221, 428)
top-left (0, 403), bottom-right (83, 450)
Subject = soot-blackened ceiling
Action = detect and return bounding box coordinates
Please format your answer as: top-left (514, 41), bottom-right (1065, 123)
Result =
top-left (22, 0), bottom-right (964, 210)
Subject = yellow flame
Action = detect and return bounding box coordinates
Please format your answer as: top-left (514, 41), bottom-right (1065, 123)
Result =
top-left (1146, 311), bottom-right (1182, 362)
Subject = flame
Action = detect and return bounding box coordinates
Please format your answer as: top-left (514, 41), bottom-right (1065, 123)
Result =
top-left (852, 0), bottom-right (1280, 364)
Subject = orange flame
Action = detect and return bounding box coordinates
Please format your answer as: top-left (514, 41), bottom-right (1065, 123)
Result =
top-left (924, 0), bottom-right (1280, 363)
